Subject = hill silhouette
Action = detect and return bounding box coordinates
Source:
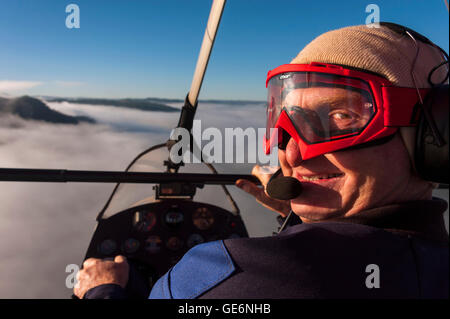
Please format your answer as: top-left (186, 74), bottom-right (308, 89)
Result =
top-left (0, 96), bottom-right (95, 124)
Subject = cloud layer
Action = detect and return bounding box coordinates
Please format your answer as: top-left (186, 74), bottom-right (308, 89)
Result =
top-left (0, 81), bottom-right (43, 92)
top-left (0, 100), bottom-right (447, 298)
top-left (0, 101), bottom-right (279, 298)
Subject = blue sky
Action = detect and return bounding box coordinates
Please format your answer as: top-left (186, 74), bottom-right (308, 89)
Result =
top-left (0, 0), bottom-right (448, 100)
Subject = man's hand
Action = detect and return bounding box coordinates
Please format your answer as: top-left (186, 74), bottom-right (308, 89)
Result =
top-left (74, 255), bottom-right (129, 299)
top-left (236, 165), bottom-right (291, 217)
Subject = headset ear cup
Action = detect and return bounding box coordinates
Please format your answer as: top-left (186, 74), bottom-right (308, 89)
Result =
top-left (414, 85), bottom-right (449, 184)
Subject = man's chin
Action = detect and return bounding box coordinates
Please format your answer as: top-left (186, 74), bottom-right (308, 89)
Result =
top-left (290, 201), bottom-right (344, 222)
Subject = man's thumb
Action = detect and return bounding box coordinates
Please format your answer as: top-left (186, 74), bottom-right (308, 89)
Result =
top-left (114, 255), bottom-right (127, 263)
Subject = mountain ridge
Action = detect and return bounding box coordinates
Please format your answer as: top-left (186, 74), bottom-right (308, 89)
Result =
top-left (44, 97), bottom-right (180, 112)
top-left (0, 96), bottom-right (96, 124)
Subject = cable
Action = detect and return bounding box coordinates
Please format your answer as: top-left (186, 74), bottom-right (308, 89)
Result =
top-left (96, 142), bottom-right (167, 220)
top-left (205, 162), bottom-right (240, 215)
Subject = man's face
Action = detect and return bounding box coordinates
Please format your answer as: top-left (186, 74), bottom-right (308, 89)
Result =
top-left (277, 87), bottom-right (429, 221)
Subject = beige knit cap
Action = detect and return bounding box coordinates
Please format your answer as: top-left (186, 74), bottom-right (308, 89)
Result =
top-left (291, 24), bottom-right (447, 88)
top-left (291, 24), bottom-right (447, 168)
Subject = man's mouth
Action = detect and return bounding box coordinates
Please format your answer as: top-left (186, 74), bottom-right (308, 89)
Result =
top-left (299, 173), bottom-right (344, 181)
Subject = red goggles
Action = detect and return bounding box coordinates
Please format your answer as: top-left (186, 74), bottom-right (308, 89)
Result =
top-left (264, 62), bottom-right (430, 160)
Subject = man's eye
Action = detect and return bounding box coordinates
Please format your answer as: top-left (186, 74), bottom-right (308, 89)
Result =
top-left (330, 112), bottom-right (352, 120)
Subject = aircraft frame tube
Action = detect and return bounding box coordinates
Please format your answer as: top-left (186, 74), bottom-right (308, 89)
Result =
top-left (0, 168), bottom-right (260, 185)
top-left (188, 0), bottom-right (226, 107)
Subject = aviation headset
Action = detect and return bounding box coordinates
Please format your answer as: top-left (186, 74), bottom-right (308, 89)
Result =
top-left (380, 22), bottom-right (449, 184)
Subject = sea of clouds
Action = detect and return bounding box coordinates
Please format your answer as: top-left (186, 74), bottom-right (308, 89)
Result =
top-left (0, 100), bottom-right (448, 298)
top-left (0, 100), bottom-right (282, 298)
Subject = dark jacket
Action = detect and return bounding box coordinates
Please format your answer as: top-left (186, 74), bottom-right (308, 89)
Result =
top-left (86, 198), bottom-right (449, 299)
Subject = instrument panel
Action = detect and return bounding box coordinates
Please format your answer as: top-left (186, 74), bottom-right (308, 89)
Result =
top-left (84, 199), bottom-right (248, 287)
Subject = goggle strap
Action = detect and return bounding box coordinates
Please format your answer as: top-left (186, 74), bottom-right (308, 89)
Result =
top-left (382, 87), bottom-right (431, 126)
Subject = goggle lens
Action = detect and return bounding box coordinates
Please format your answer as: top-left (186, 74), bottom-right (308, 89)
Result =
top-left (266, 72), bottom-right (376, 144)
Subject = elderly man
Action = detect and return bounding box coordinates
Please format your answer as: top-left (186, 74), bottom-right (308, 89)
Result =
top-left (75, 23), bottom-right (448, 299)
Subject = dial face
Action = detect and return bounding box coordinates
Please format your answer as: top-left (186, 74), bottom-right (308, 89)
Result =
top-left (166, 236), bottom-right (183, 251)
top-left (98, 239), bottom-right (117, 256)
top-left (187, 233), bottom-right (205, 248)
top-left (139, 220), bottom-right (154, 232)
top-left (164, 209), bottom-right (184, 227)
top-left (123, 238), bottom-right (140, 254)
top-left (145, 212), bottom-right (157, 226)
top-left (145, 236), bottom-right (162, 254)
top-left (192, 207), bottom-right (215, 230)
top-left (137, 212), bottom-right (157, 232)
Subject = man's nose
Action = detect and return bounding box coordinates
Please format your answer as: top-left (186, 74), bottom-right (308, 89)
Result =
top-left (285, 138), bottom-right (303, 167)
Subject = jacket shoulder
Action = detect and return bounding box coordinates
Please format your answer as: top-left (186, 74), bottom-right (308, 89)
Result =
top-left (149, 240), bottom-right (235, 299)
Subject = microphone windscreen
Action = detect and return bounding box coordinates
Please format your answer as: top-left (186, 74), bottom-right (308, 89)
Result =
top-left (266, 176), bottom-right (302, 200)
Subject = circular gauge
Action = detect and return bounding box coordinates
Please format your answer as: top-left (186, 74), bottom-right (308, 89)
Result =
top-left (98, 239), bottom-right (117, 256)
top-left (164, 209), bottom-right (184, 227)
top-left (123, 238), bottom-right (140, 254)
top-left (145, 211), bottom-right (157, 223)
top-left (145, 236), bottom-right (162, 254)
top-left (166, 236), bottom-right (183, 251)
top-left (192, 207), bottom-right (215, 230)
top-left (138, 221), bottom-right (153, 232)
top-left (187, 234), bottom-right (205, 248)
top-left (138, 215), bottom-right (157, 232)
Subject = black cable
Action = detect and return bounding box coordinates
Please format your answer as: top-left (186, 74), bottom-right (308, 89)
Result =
top-left (428, 60), bottom-right (449, 86)
top-left (427, 42), bottom-right (449, 86)
top-left (205, 162), bottom-right (240, 216)
top-left (96, 142), bottom-right (167, 220)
